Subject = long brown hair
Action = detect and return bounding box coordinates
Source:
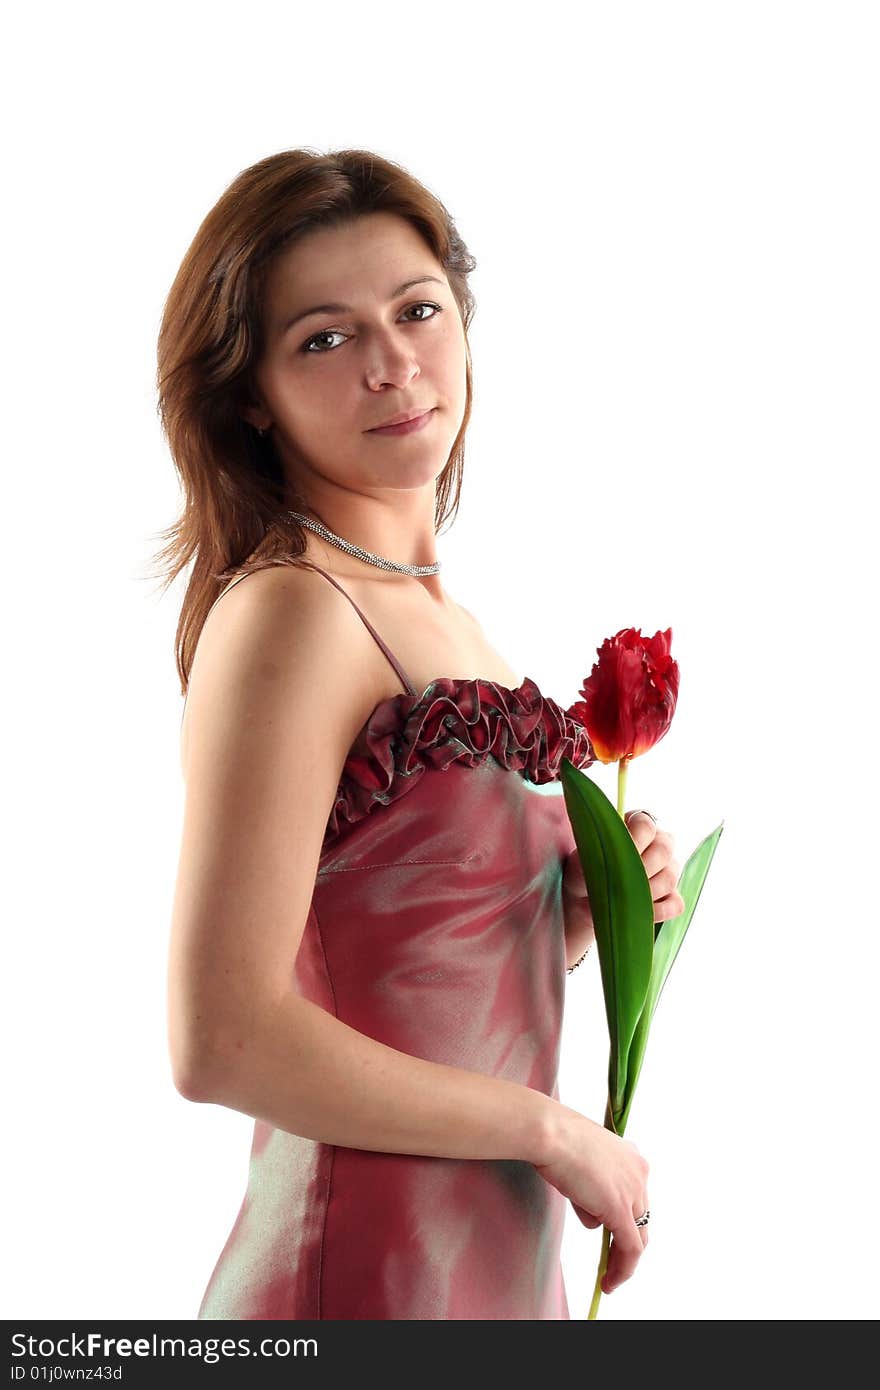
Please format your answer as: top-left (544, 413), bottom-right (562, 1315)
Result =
top-left (151, 147), bottom-right (478, 695)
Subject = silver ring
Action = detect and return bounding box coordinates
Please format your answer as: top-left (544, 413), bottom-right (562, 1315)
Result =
top-left (634, 1209), bottom-right (650, 1227)
top-left (629, 810), bottom-right (657, 826)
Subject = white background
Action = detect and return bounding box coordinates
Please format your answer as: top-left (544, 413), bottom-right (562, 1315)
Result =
top-left (3, 0), bottom-right (877, 1322)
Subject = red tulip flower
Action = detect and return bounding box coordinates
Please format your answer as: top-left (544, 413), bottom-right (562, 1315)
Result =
top-left (558, 623), bottom-right (723, 1318)
top-left (567, 627), bottom-right (680, 766)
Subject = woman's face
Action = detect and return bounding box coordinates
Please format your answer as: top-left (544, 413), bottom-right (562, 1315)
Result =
top-left (247, 212), bottom-right (468, 501)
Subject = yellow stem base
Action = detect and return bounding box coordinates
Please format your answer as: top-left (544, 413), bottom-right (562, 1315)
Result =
top-left (588, 1226), bottom-right (611, 1318)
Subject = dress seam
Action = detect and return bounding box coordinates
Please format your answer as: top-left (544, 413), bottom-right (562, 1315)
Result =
top-left (318, 855), bottom-right (478, 875)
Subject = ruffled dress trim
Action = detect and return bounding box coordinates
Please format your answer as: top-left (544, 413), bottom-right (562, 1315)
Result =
top-left (325, 675), bottom-right (594, 843)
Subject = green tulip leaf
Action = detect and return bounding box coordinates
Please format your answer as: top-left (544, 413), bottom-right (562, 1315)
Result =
top-left (559, 757), bottom-right (655, 1114)
top-left (616, 821), bottom-right (725, 1134)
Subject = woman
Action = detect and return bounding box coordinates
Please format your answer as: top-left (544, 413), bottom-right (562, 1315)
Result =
top-left (158, 148), bottom-right (684, 1320)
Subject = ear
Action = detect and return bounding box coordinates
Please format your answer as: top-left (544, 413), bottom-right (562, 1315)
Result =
top-left (242, 404), bottom-right (272, 432)
top-left (241, 381), bottom-right (272, 432)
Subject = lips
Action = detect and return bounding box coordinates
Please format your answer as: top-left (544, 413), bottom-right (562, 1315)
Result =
top-left (368, 407), bottom-right (433, 430)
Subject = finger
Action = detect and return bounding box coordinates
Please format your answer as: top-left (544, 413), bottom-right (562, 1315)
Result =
top-left (652, 890), bottom-right (686, 922)
top-left (604, 1197), bottom-right (652, 1292)
top-left (624, 810), bottom-right (658, 849)
top-left (648, 865), bottom-right (678, 897)
top-left (603, 1217), bottom-right (644, 1294)
top-left (635, 1197), bottom-right (650, 1247)
top-left (633, 1196), bottom-right (650, 1248)
top-left (640, 835), bottom-right (677, 882)
top-left (573, 1205), bottom-right (602, 1230)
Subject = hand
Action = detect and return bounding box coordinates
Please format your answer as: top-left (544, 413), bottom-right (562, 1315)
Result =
top-left (623, 809), bottom-right (686, 923)
top-left (533, 1104), bottom-right (651, 1294)
top-left (562, 809), bottom-right (686, 927)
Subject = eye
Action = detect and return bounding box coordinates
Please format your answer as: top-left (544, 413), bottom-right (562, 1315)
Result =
top-left (300, 301), bottom-right (443, 354)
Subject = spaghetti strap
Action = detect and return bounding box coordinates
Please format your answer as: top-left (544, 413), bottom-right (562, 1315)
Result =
top-left (291, 559), bottom-right (418, 696)
top-left (191, 560), bottom-right (417, 703)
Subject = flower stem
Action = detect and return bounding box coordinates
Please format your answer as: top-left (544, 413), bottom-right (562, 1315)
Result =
top-left (588, 1096), bottom-right (618, 1317)
top-left (587, 764), bottom-right (629, 1318)
top-left (588, 1227), bottom-right (611, 1318)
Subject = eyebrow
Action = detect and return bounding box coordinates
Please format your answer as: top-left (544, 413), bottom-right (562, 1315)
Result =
top-left (278, 275), bottom-right (447, 337)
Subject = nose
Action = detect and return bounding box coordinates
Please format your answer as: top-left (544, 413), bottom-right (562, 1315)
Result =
top-left (363, 331), bottom-right (421, 391)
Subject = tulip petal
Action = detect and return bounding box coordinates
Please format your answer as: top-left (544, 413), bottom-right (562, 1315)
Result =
top-left (559, 757), bottom-right (655, 1118)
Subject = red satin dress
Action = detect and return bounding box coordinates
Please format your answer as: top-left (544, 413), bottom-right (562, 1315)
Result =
top-left (196, 560), bottom-right (595, 1320)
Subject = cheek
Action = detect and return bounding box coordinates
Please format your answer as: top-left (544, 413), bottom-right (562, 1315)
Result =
top-left (430, 323), bottom-right (467, 389)
top-left (268, 361), bottom-right (337, 426)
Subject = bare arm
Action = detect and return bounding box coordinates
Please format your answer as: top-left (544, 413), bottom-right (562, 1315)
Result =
top-left (562, 850), bottom-right (597, 968)
top-left (188, 992), bottom-right (555, 1165)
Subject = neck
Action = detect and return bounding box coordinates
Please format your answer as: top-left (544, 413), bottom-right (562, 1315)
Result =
top-left (292, 517), bottom-right (451, 607)
top-left (289, 501), bottom-right (440, 574)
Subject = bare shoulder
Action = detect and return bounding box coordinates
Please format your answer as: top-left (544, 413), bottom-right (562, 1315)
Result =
top-left (180, 563), bottom-right (387, 782)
